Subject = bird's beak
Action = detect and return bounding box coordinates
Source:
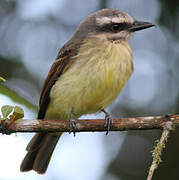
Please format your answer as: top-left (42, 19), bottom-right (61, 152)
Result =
top-left (128, 20), bottom-right (155, 32)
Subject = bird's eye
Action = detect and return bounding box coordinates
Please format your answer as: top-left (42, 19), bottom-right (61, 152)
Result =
top-left (111, 24), bottom-right (120, 32)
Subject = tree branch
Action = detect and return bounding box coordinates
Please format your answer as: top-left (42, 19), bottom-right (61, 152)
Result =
top-left (0, 114), bottom-right (179, 134)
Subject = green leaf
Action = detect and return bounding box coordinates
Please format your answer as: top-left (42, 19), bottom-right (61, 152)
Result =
top-left (14, 106), bottom-right (24, 115)
top-left (1, 105), bottom-right (14, 118)
top-left (12, 106), bottom-right (24, 121)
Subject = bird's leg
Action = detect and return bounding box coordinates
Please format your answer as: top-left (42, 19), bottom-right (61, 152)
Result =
top-left (101, 109), bottom-right (113, 135)
top-left (69, 112), bottom-right (77, 136)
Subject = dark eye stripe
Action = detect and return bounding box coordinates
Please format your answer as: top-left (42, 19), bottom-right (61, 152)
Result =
top-left (96, 22), bottom-right (130, 33)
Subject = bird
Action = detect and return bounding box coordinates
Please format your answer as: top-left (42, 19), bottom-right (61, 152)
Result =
top-left (20, 8), bottom-right (155, 174)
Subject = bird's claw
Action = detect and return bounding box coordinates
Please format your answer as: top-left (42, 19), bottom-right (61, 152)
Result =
top-left (69, 112), bottom-right (77, 136)
top-left (105, 113), bottom-right (113, 135)
top-left (102, 109), bottom-right (113, 135)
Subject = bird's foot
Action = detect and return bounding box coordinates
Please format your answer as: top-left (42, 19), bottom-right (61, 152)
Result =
top-left (69, 112), bottom-right (77, 136)
top-left (101, 109), bottom-right (113, 135)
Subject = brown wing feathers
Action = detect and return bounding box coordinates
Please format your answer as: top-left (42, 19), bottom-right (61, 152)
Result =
top-left (38, 39), bottom-right (82, 119)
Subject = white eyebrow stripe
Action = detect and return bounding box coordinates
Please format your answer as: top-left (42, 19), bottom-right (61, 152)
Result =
top-left (111, 17), bottom-right (124, 23)
top-left (111, 16), bottom-right (134, 24)
top-left (96, 15), bottom-right (134, 26)
top-left (96, 17), bottom-right (111, 25)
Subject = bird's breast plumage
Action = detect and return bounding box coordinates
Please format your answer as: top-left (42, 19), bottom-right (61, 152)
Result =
top-left (45, 38), bottom-right (133, 120)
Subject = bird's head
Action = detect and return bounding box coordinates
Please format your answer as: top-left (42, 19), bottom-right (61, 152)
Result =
top-left (74, 8), bottom-right (155, 42)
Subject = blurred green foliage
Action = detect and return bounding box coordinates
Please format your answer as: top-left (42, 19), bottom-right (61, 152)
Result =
top-left (0, 83), bottom-right (37, 112)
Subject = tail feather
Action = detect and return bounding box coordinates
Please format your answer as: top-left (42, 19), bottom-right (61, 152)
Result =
top-left (26, 133), bottom-right (47, 151)
top-left (20, 133), bottom-right (61, 174)
top-left (20, 149), bottom-right (38, 172)
top-left (33, 134), bottom-right (60, 173)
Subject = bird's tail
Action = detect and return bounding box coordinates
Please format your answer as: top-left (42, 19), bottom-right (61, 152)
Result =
top-left (20, 132), bottom-right (62, 174)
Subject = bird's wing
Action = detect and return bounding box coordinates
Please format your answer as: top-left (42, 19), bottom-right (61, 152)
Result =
top-left (38, 39), bottom-right (82, 119)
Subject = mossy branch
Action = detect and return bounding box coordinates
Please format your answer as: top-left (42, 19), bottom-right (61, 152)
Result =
top-left (147, 118), bottom-right (174, 180)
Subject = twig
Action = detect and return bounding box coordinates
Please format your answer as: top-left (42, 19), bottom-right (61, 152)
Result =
top-left (0, 114), bottom-right (178, 134)
top-left (147, 116), bottom-right (174, 180)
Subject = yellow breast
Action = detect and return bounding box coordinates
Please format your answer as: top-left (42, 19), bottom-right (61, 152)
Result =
top-left (45, 38), bottom-right (133, 120)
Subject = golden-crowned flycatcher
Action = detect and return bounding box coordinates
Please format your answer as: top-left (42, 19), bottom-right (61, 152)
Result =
top-left (20, 8), bottom-right (155, 174)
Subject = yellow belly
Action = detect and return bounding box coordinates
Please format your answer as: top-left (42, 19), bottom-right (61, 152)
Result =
top-left (45, 38), bottom-right (133, 120)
